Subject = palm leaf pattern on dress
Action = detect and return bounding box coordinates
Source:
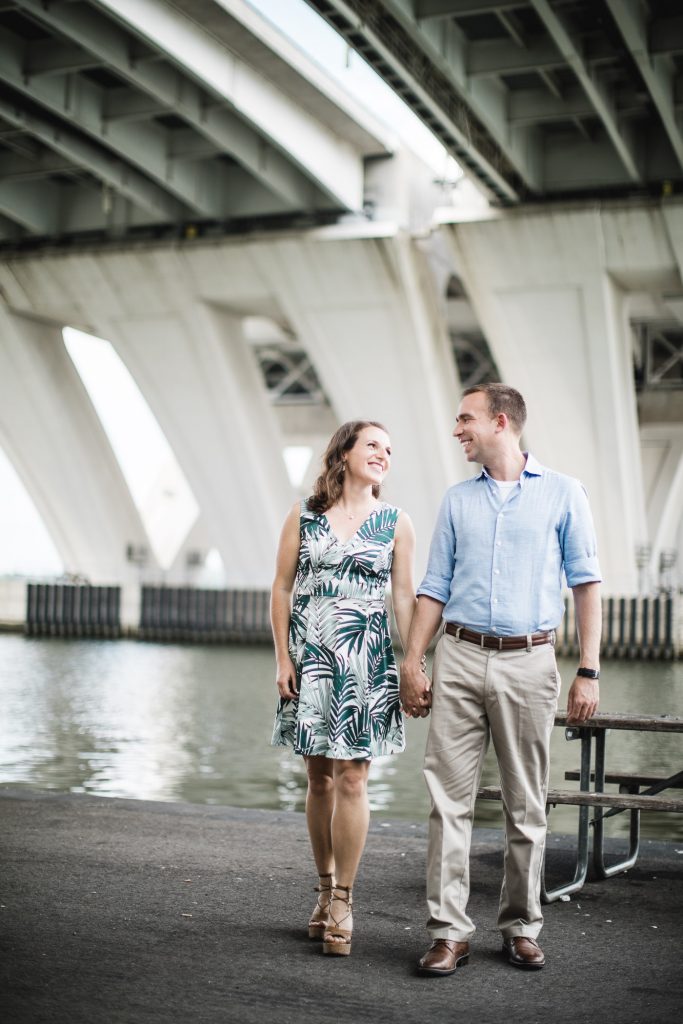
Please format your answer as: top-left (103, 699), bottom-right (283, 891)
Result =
top-left (331, 604), bottom-right (367, 657)
top-left (328, 657), bottom-right (364, 743)
top-left (271, 500), bottom-right (405, 759)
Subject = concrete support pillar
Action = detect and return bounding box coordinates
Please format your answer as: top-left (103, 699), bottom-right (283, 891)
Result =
top-left (100, 303), bottom-right (293, 587)
top-left (640, 425), bottom-right (683, 591)
top-left (0, 307), bottom-right (150, 582)
top-left (252, 230), bottom-right (463, 570)
top-left (446, 210), bottom-right (656, 593)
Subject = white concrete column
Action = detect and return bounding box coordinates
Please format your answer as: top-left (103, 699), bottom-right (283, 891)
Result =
top-left (251, 230), bottom-right (463, 571)
top-left (100, 303), bottom-right (293, 587)
top-left (446, 208), bottom-right (659, 594)
top-left (640, 425), bottom-right (683, 591)
top-left (0, 307), bottom-right (151, 582)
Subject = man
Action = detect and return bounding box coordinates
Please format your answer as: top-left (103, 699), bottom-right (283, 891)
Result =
top-left (400, 383), bottom-right (601, 975)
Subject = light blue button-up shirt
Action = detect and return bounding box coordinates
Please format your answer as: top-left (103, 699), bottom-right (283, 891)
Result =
top-left (417, 453), bottom-right (601, 635)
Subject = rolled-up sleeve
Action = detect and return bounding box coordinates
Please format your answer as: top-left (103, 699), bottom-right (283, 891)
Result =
top-left (560, 480), bottom-right (602, 586)
top-left (417, 492), bottom-right (456, 605)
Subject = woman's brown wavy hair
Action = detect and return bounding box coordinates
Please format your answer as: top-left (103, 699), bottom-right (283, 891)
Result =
top-left (307, 420), bottom-right (388, 515)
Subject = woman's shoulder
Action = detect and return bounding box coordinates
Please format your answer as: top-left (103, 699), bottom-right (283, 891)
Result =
top-left (378, 500), bottom-right (402, 517)
top-left (299, 498), bottom-right (326, 527)
top-left (375, 502), bottom-right (404, 533)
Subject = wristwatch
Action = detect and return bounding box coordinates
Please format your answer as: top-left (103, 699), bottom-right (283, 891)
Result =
top-left (576, 667), bottom-right (600, 679)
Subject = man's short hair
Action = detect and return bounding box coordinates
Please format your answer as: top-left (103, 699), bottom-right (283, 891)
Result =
top-left (463, 383), bottom-right (527, 434)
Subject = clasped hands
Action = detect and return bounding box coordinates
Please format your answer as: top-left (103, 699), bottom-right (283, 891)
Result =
top-left (399, 657), bottom-right (432, 719)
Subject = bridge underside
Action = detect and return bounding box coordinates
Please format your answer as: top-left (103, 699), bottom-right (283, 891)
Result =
top-left (0, 0), bottom-right (393, 246)
top-left (307, 0), bottom-right (683, 205)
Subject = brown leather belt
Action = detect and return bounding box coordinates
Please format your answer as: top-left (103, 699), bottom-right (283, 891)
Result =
top-left (444, 622), bottom-right (555, 651)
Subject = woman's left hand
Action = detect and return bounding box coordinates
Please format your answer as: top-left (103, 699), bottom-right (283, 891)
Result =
top-left (275, 657), bottom-right (298, 700)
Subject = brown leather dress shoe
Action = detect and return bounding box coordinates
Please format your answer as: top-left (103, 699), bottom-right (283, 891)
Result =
top-left (417, 939), bottom-right (470, 976)
top-left (502, 936), bottom-right (545, 970)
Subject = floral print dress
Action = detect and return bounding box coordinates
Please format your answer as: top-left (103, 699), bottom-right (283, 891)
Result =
top-left (271, 500), bottom-right (405, 760)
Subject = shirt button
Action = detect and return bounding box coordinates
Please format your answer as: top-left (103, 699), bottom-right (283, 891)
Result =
top-left (492, 627), bottom-right (498, 632)
top-left (494, 569), bottom-right (500, 575)
top-left (496, 542), bottom-right (502, 547)
top-left (493, 598), bottom-right (498, 604)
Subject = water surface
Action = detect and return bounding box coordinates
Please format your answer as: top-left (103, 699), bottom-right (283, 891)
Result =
top-left (0, 634), bottom-right (681, 840)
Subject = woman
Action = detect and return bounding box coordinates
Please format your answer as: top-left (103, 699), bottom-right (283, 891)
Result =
top-left (271, 420), bottom-right (416, 957)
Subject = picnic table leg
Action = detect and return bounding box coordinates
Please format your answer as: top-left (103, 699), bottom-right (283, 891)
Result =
top-left (541, 727), bottom-right (592, 903)
top-left (592, 729), bottom-right (641, 878)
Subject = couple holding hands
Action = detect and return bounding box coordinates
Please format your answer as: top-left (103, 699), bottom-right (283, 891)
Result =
top-left (270, 383), bottom-right (602, 974)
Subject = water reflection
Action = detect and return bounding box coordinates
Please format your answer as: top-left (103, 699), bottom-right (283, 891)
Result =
top-left (0, 634), bottom-right (681, 840)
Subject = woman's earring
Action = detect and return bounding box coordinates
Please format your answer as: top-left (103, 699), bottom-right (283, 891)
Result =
top-left (341, 462), bottom-right (346, 472)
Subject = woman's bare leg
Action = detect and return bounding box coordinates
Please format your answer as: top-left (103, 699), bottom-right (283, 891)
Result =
top-left (304, 755), bottom-right (335, 875)
top-left (326, 758), bottom-right (371, 945)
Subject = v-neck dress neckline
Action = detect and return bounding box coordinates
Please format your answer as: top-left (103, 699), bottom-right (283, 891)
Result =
top-left (320, 502), bottom-right (385, 546)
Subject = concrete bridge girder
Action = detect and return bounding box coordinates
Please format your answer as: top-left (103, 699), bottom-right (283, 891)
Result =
top-left (88, 0), bottom-right (371, 212)
top-left (102, 303), bottom-right (294, 588)
top-left (0, 307), bottom-right (152, 582)
top-left (444, 204), bottom-right (683, 593)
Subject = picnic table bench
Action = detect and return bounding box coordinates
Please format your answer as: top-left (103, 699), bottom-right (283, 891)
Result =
top-left (477, 711), bottom-right (683, 903)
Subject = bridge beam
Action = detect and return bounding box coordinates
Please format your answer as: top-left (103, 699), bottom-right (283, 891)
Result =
top-left (13, 0), bottom-right (322, 212)
top-left (0, 95), bottom-right (184, 223)
top-left (530, 0), bottom-right (641, 183)
top-left (606, 0), bottom-right (683, 172)
top-left (0, 24), bottom-right (220, 218)
top-left (100, 303), bottom-right (295, 587)
top-left (304, 0), bottom-right (524, 202)
top-left (91, 0), bottom-right (365, 210)
top-left (0, 308), bottom-right (152, 582)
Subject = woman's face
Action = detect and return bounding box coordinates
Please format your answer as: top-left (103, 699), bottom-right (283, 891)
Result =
top-left (343, 426), bottom-right (392, 487)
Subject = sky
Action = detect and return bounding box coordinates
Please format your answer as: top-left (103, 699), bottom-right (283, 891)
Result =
top-left (0, 0), bottom-right (469, 578)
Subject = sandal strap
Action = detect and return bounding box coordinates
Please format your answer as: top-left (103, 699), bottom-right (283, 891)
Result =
top-left (327, 887), bottom-right (353, 929)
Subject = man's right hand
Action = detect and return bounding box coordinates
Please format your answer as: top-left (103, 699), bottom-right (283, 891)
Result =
top-left (400, 657), bottom-right (432, 718)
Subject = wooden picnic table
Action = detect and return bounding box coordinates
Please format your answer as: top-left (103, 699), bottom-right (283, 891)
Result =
top-left (478, 711), bottom-right (683, 902)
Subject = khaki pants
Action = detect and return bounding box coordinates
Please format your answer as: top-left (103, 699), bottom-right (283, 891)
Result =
top-left (424, 631), bottom-right (561, 941)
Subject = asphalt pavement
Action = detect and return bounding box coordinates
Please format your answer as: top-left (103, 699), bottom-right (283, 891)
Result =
top-left (1, 788), bottom-right (682, 1024)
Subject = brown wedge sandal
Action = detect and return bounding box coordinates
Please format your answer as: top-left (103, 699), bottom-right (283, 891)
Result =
top-left (308, 874), bottom-right (334, 941)
top-left (322, 885), bottom-right (353, 957)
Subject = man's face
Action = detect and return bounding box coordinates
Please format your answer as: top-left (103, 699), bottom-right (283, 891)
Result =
top-left (452, 391), bottom-right (499, 464)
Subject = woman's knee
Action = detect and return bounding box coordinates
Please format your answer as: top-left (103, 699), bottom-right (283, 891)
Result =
top-left (306, 758), bottom-right (334, 797)
top-left (334, 763), bottom-right (369, 800)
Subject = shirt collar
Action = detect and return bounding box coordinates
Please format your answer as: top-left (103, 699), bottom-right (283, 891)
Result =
top-left (522, 452), bottom-right (544, 477)
top-left (479, 451), bottom-right (544, 482)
